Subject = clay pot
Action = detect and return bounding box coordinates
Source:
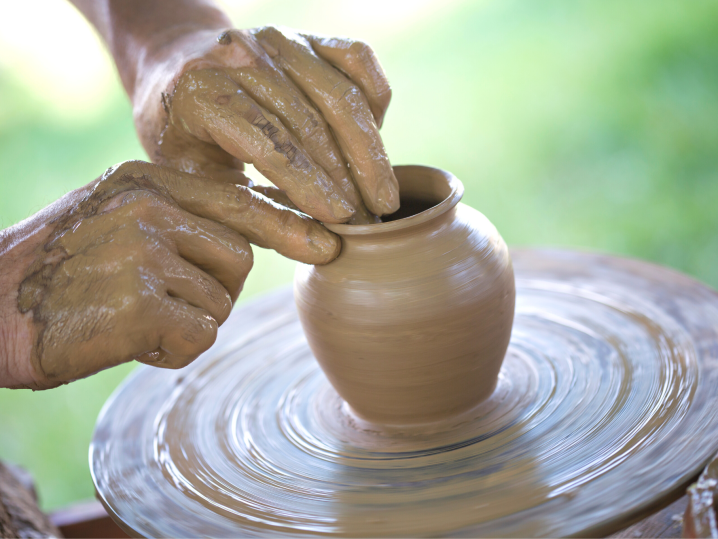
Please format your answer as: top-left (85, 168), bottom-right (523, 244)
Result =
top-left (294, 165), bottom-right (515, 425)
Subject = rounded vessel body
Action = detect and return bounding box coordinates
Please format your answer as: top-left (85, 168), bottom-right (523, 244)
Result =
top-left (294, 165), bottom-right (515, 425)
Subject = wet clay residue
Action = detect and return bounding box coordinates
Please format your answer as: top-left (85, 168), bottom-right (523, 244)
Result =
top-left (155, 26), bottom-right (400, 225)
top-left (91, 249), bottom-right (718, 537)
top-left (15, 161), bottom-right (338, 388)
top-left (17, 166), bottom-right (176, 384)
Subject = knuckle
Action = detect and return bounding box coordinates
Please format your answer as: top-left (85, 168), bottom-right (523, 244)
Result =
top-left (137, 238), bottom-right (157, 259)
top-left (134, 264), bottom-right (161, 290)
top-left (103, 160), bottom-right (155, 184)
top-left (300, 114), bottom-right (331, 145)
top-left (127, 190), bottom-right (171, 220)
top-left (136, 242), bottom-right (168, 274)
top-left (183, 315), bottom-right (217, 349)
top-left (128, 274), bottom-right (163, 315)
top-left (258, 25), bottom-right (282, 40)
top-left (234, 186), bottom-right (259, 214)
top-left (104, 160), bottom-right (138, 181)
top-left (197, 272), bottom-right (224, 304)
top-left (157, 310), bottom-right (217, 363)
top-left (128, 192), bottom-right (159, 217)
top-left (96, 161), bottom-right (164, 204)
top-left (276, 207), bottom-right (296, 230)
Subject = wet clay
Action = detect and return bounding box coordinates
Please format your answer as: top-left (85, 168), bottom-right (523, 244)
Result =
top-left (91, 249), bottom-right (718, 537)
top-left (72, 2), bottom-right (394, 222)
top-left (11, 161), bottom-right (339, 389)
top-left (295, 166), bottom-right (516, 424)
top-left (156, 27), bottom-right (397, 224)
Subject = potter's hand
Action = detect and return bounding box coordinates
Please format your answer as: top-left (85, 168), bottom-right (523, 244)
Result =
top-left (144, 27), bottom-right (398, 224)
top-left (72, 1), bottom-right (398, 221)
top-left (0, 161), bottom-right (339, 390)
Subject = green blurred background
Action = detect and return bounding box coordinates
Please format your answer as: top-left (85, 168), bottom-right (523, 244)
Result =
top-left (1, 0), bottom-right (717, 511)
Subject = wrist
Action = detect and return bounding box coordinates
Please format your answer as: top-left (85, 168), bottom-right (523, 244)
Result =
top-left (0, 184), bottom-right (88, 389)
top-left (130, 25), bottom-right (228, 162)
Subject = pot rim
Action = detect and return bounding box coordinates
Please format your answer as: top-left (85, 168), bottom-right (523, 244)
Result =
top-left (324, 165), bottom-right (464, 236)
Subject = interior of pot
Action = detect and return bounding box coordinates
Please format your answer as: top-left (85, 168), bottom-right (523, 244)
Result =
top-left (325, 165), bottom-right (464, 235)
top-left (383, 165), bottom-right (458, 222)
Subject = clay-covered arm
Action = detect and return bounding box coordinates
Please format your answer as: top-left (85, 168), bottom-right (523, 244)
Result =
top-left (69, 0), bottom-right (398, 224)
top-left (70, 0), bottom-right (231, 100)
top-left (0, 161), bottom-right (339, 390)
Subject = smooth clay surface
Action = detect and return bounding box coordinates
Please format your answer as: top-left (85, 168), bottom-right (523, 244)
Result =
top-left (91, 250), bottom-right (718, 538)
top-left (295, 165), bottom-right (516, 425)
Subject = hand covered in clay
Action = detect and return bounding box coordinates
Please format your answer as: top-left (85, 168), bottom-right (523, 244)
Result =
top-left (133, 26), bottom-right (398, 224)
top-left (0, 161), bottom-right (339, 390)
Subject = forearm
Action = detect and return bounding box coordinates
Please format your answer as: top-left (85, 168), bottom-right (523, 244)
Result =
top-left (0, 185), bottom-right (93, 389)
top-left (0, 228), bottom-right (41, 389)
top-left (69, 0), bottom-right (231, 100)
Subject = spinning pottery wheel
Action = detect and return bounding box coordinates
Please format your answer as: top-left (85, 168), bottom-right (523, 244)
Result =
top-left (91, 249), bottom-right (718, 538)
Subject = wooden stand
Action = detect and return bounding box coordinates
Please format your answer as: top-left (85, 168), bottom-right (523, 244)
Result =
top-left (42, 494), bottom-right (690, 538)
top-left (0, 462), bottom-right (60, 538)
top-left (50, 501), bottom-right (128, 539)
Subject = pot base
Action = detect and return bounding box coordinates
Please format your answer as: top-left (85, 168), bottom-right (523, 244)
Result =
top-left (91, 249), bottom-right (718, 538)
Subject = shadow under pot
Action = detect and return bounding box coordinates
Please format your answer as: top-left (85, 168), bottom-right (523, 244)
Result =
top-left (294, 165), bottom-right (516, 426)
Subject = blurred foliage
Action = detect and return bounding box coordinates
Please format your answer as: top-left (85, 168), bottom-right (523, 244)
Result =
top-left (1, 0), bottom-right (717, 511)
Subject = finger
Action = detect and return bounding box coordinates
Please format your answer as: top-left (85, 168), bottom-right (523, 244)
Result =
top-left (252, 26), bottom-right (399, 216)
top-left (250, 186), bottom-right (380, 225)
top-left (95, 182), bottom-right (255, 297)
top-left (144, 298), bottom-right (219, 370)
top-left (158, 206), bottom-right (254, 301)
top-left (200, 165), bottom-right (252, 186)
top-left (250, 186), bottom-right (374, 225)
top-left (170, 69), bottom-right (355, 223)
top-left (214, 34), bottom-right (375, 224)
top-left (162, 253), bottom-right (234, 324)
top-left (111, 162), bottom-right (341, 265)
top-left (173, 181), bottom-right (341, 265)
top-left (251, 185), bottom-right (300, 211)
top-left (228, 67), bottom-right (377, 224)
top-left (305, 35), bottom-right (391, 128)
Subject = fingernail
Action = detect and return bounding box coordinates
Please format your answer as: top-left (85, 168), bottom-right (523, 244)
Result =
top-left (308, 227), bottom-right (341, 263)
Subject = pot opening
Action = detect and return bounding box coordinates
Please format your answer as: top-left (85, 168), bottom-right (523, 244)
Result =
top-left (382, 197), bottom-right (439, 223)
top-left (325, 165), bottom-right (463, 236)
